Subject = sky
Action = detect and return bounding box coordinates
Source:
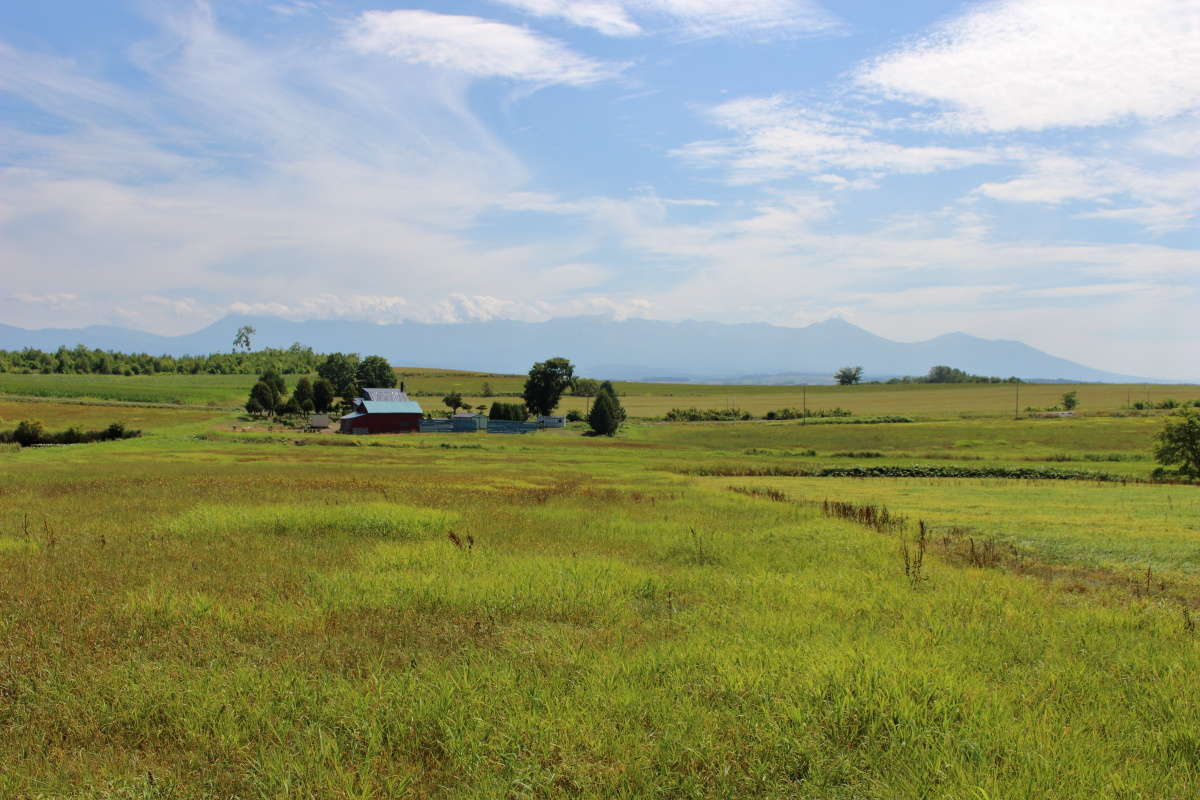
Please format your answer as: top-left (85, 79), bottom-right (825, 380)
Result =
top-left (0, 0), bottom-right (1197, 378)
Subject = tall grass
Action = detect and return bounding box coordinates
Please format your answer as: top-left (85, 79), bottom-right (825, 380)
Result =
top-left (169, 502), bottom-right (458, 540)
top-left (3, 397), bottom-right (1200, 797)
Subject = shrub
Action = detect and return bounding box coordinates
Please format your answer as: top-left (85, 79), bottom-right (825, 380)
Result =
top-left (588, 390), bottom-right (621, 436)
top-left (1154, 409), bottom-right (1200, 478)
top-left (664, 407), bottom-right (751, 422)
top-left (2, 420), bottom-right (140, 447)
top-left (13, 420), bottom-right (45, 447)
top-left (489, 401), bottom-right (529, 421)
top-left (764, 407), bottom-right (852, 420)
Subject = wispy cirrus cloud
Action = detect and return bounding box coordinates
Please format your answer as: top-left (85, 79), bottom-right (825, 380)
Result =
top-left (675, 96), bottom-right (995, 184)
top-left (489, 0), bottom-right (841, 38)
top-left (975, 150), bottom-right (1200, 233)
top-left (345, 10), bottom-right (619, 85)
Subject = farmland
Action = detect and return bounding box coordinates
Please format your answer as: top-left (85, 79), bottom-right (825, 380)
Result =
top-left (1, 376), bottom-right (1199, 798)
top-left (3, 367), bottom-right (1199, 418)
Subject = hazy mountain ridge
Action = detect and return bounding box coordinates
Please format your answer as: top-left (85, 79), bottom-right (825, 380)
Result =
top-left (0, 315), bottom-right (1163, 383)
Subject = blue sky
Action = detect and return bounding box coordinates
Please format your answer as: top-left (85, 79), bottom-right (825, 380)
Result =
top-left (1, 0), bottom-right (1197, 378)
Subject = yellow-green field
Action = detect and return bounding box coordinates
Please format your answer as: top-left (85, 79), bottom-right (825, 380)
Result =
top-left (1, 379), bottom-right (1199, 798)
top-left (3, 367), bottom-right (1199, 420)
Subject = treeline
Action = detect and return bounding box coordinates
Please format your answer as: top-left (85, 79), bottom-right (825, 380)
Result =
top-left (0, 420), bottom-right (141, 447)
top-left (245, 353), bottom-right (398, 417)
top-left (886, 365), bottom-right (1019, 384)
top-left (0, 344), bottom-right (323, 376)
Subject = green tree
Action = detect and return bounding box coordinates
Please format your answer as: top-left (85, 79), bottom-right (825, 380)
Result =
top-left (259, 370), bottom-right (286, 401)
top-left (587, 391), bottom-right (620, 436)
top-left (245, 396), bottom-right (265, 417)
top-left (292, 377), bottom-right (314, 410)
top-left (481, 382), bottom-right (494, 397)
top-left (443, 392), bottom-right (465, 414)
top-left (835, 366), bottom-right (864, 385)
top-left (571, 377), bottom-right (601, 397)
top-left (316, 353), bottom-right (360, 397)
top-left (598, 381), bottom-right (626, 423)
top-left (1061, 391), bottom-right (1079, 410)
top-left (356, 355), bottom-right (396, 388)
top-left (1154, 409), bottom-right (1200, 478)
top-left (279, 396), bottom-right (302, 417)
top-left (927, 365), bottom-right (962, 383)
top-left (523, 357), bottom-right (575, 417)
top-left (312, 379), bottom-right (336, 413)
top-left (233, 325), bottom-right (255, 353)
top-left (489, 402), bottom-right (528, 421)
top-left (249, 381), bottom-right (277, 415)
top-left (13, 419), bottom-right (46, 447)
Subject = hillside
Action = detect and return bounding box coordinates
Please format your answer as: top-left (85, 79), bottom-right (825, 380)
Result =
top-left (0, 315), bottom-right (1154, 383)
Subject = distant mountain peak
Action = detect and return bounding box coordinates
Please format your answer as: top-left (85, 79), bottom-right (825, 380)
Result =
top-left (0, 315), bottom-right (1164, 382)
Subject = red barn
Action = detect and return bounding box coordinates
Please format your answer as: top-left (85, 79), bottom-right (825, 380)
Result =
top-left (338, 399), bottom-right (424, 434)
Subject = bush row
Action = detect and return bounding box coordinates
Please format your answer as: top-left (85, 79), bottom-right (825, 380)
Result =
top-left (0, 420), bottom-right (141, 447)
top-left (680, 463), bottom-right (1126, 482)
top-left (662, 407), bottom-right (913, 423)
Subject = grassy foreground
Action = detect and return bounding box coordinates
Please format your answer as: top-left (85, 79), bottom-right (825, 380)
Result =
top-left (1, 385), bottom-right (1199, 798)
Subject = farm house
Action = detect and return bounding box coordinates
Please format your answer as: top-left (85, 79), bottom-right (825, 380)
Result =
top-left (338, 386), bottom-right (423, 434)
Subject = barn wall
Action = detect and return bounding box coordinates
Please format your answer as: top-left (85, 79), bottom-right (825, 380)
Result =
top-left (342, 413), bottom-right (422, 434)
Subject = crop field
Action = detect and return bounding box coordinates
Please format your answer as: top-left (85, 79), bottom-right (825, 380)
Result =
top-left (1, 379), bottom-right (1199, 798)
top-left (6, 368), bottom-right (1199, 420)
top-left (0, 373), bottom-right (256, 407)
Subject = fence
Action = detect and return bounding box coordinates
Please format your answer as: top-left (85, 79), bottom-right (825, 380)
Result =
top-left (486, 420), bottom-right (540, 435)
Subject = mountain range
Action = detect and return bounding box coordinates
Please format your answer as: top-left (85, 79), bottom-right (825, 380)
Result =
top-left (0, 315), bottom-right (1159, 383)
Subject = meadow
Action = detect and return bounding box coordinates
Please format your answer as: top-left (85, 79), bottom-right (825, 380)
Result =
top-left (1, 378), bottom-right (1199, 798)
top-left (3, 368), bottom-right (1198, 419)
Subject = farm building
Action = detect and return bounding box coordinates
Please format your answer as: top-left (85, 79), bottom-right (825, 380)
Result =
top-left (339, 386), bottom-right (423, 434)
top-left (452, 413), bottom-right (488, 432)
top-left (360, 386), bottom-right (411, 402)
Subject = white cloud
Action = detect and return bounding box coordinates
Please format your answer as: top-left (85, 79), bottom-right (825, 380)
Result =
top-left (1136, 113), bottom-right (1200, 158)
top-left (676, 95), bottom-right (995, 183)
top-left (489, 0), bottom-right (841, 38)
top-left (975, 154), bottom-right (1110, 205)
top-left (859, 0), bottom-right (1200, 132)
top-left (0, 8), bottom-right (602, 334)
top-left (345, 10), bottom-right (617, 85)
top-left (230, 294), bottom-right (411, 322)
top-left (975, 152), bottom-right (1200, 233)
top-left (489, 1), bottom-right (642, 36)
top-left (1018, 283), bottom-right (1162, 299)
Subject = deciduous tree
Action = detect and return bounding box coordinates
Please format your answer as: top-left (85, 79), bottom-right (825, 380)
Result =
top-left (312, 379), bottom-right (336, 413)
top-left (1154, 409), bottom-right (1200, 478)
top-left (356, 355), bottom-right (396, 388)
top-left (232, 325), bottom-right (255, 353)
top-left (835, 366), bottom-right (864, 385)
top-left (316, 353), bottom-right (360, 397)
top-left (523, 357), bottom-right (575, 417)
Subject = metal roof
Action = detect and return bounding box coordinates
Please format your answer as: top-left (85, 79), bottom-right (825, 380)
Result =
top-left (361, 400), bottom-right (423, 415)
top-left (361, 388), bottom-right (411, 402)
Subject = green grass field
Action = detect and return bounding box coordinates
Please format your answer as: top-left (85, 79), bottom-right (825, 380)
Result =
top-left (4, 368), bottom-right (1198, 419)
top-left (1, 377), bottom-right (1199, 798)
